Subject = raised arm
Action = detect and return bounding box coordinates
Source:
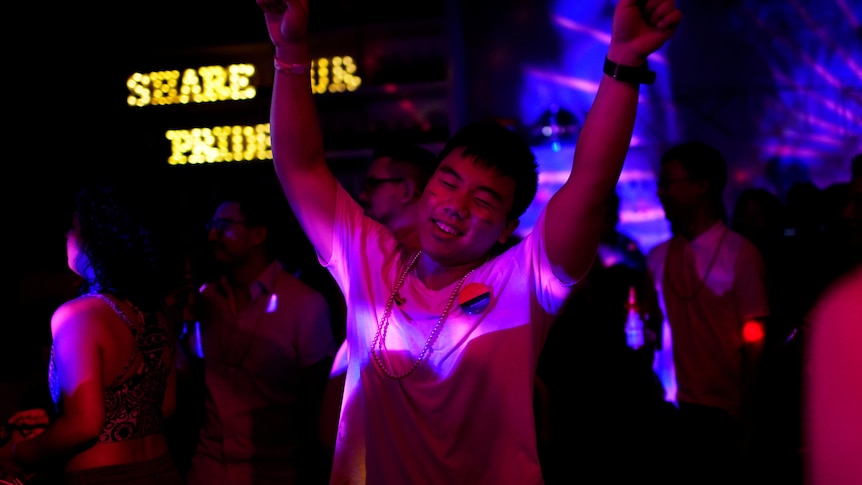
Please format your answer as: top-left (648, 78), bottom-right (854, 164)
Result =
top-left (258, 0), bottom-right (339, 261)
top-left (545, 0), bottom-right (681, 281)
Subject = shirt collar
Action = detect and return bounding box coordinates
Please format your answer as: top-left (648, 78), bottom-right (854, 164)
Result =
top-left (692, 220), bottom-right (727, 247)
top-left (216, 259), bottom-right (283, 299)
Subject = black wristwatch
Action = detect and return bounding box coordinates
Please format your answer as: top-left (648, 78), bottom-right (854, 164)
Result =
top-left (603, 56), bottom-right (656, 85)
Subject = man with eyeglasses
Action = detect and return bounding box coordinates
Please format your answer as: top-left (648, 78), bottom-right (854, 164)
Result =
top-left (356, 143), bottom-right (440, 251)
top-left (187, 182), bottom-right (337, 485)
top-left (646, 141), bottom-right (770, 484)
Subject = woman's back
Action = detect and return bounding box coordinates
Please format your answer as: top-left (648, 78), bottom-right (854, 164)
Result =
top-left (3, 182), bottom-right (185, 484)
top-left (49, 293), bottom-right (176, 472)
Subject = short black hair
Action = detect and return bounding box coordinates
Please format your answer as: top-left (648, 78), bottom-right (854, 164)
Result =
top-left (213, 180), bottom-right (296, 261)
top-left (371, 143), bottom-right (440, 191)
top-left (661, 141), bottom-right (728, 216)
top-left (439, 119), bottom-right (538, 220)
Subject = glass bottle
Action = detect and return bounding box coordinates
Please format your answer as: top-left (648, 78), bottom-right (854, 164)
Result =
top-left (625, 285), bottom-right (645, 350)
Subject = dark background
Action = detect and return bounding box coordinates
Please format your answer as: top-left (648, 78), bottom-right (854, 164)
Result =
top-left (8, 0), bottom-right (862, 343)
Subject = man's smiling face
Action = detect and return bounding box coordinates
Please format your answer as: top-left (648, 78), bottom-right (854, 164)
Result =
top-left (418, 148), bottom-right (519, 266)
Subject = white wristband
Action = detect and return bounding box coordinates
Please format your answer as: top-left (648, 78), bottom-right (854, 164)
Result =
top-left (274, 57), bottom-right (309, 75)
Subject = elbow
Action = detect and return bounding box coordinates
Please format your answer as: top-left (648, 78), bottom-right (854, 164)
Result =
top-left (75, 411), bottom-right (106, 442)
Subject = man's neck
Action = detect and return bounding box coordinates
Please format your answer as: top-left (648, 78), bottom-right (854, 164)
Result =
top-left (228, 254), bottom-right (273, 290)
top-left (392, 224), bottom-right (421, 252)
top-left (415, 252), bottom-right (488, 291)
top-left (677, 215), bottom-right (721, 241)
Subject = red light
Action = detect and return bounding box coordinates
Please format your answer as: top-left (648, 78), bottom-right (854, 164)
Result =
top-left (743, 321), bottom-right (765, 343)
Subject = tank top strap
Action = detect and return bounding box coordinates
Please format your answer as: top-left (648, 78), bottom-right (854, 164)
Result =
top-left (90, 293), bottom-right (140, 338)
top-left (90, 293), bottom-right (143, 388)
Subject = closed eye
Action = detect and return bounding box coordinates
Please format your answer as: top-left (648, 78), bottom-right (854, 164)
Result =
top-left (436, 166), bottom-right (461, 189)
top-left (475, 197), bottom-right (494, 208)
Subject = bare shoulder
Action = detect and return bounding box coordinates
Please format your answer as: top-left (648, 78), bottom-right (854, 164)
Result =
top-left (50, 294), bottom-right (115, 337)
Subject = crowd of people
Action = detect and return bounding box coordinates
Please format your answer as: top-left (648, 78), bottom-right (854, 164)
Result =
top-left (2, 0), bottom-right (860, 484)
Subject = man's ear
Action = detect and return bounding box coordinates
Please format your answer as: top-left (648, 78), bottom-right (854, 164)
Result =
top-left (498, 218), bottom-right (520, 245)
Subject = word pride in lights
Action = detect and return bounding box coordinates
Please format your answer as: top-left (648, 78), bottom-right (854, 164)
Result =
top-left (166, 124), bottom-right (272, 166)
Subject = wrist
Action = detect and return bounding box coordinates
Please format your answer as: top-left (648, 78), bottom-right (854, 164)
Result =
top-left (274, 56), bottom-right (310, 75)
top-left (606, 45), bottom-right (647, 66)
top-left (274, 46), bottom-right (310, 66)
top-left (603, 56), bottom-right (655, 85)
top-left (11, 439), bottom-right (33, 466)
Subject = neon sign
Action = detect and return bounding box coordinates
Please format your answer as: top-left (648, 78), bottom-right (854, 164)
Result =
top-left (165, 124), bottom-right (272, 165)
top-left (127, 64), bottom-right (257, 107)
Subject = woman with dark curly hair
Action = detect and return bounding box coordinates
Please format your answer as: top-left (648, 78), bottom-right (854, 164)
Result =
top-left (0, 182), bottom-right (186, 484)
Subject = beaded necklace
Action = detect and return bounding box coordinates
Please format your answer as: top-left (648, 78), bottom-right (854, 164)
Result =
top-left (370, 250), bottom-right (488, 380)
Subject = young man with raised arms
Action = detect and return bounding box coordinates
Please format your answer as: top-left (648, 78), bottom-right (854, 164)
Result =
top-left (255, 0), bottom-right (681, 483)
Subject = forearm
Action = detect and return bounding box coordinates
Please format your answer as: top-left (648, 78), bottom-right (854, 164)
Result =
top-left (12, 417), bottom-right (98, 467)
top-left (545, 70), bottom-right (640, 279)
top-left (271, 43), bottom-right (327, 188)
top-left (741, 338), bottom-right (764, 407)
top-left (740, 338), bottom-right (764, 453)
top-left (563, 16), bottom-right (657, 205)
top-left (270, 42), bottom-right (339, 258)
top-left (573, 68), bottom-right (639, 187)
top-left (544, 0), bottom-right (680, 278)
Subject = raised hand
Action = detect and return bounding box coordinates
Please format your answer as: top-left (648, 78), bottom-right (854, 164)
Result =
top-left (611, 0), bottom-right (682, 63)
top-left (257, 0), bottom-right (310, 49)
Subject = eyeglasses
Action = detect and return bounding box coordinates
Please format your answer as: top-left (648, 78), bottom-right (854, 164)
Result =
top-left (361, 177), bottom-right (404, 192)
top-left (206, 217), bottom-right (248, 233)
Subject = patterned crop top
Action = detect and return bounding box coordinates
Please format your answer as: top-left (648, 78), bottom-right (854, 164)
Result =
top-left (49, 293), bottom-right (171, 442)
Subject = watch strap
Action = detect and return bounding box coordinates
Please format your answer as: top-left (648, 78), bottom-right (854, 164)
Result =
top-left (603, 56), bottom-right (656, 85)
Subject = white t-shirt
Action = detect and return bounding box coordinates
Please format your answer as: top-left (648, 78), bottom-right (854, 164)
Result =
top-left (647, 222), bottom-right (770, 418)
top-left (322, 185), bottom-right (572, 485)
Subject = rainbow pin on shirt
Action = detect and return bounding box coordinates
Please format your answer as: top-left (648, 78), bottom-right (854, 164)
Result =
top-left (458, 282), bottom-right (492, 315)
